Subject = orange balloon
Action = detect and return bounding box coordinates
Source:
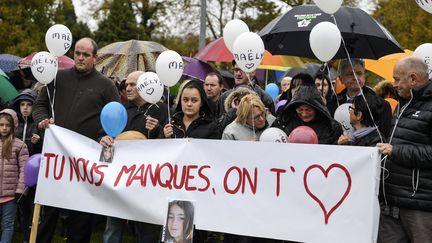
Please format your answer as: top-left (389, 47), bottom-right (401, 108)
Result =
top-left (384, 98), bottom-right (398, 114)
top-left (335, 78), bottom-right (345, 94)
top-left (115, 131), bottom-right (147, 140)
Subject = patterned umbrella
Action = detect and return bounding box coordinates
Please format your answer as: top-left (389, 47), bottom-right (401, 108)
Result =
top-left (95, 39), bottom-right (168, 79)
top-left (0, 54), bottom-right (21, 73)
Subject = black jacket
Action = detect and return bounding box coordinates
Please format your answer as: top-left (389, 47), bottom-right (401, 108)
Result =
top-left (168, 112), bottom-right (221, 139)
top-left (273, 85), bottom-right (343, 144)
top-left (382, 81), bottom-right (432, 211)
top-left (33, 67), bottom-right (120, 140)
top-left (328, 86), bottom-right (392, 139)
top-left (125, 101), bottom-right (168, 139)
top-left (12, 89), bottom-right (42, 155)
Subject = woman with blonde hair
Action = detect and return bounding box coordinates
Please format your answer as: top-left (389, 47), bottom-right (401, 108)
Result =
top-left (222, 94), bottom-right (275, 141)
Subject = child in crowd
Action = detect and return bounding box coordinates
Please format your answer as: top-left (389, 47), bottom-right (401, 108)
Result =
top-left (12, 89), bottom-right (42, 242)
top-left (0, 109), bottom-right (29, 243)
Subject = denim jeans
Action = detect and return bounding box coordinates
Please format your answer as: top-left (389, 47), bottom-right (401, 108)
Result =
top-left (0, 200), bottom-right (17, 243)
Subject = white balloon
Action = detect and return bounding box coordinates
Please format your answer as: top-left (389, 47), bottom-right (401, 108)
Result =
top-left (232, 32), bottom-right (265, 73)
top-left (334, 103), bottom-right (353, 131)
top-left (45, 24), bottom-right (73, 57)
top-left (314, 0), bottom-right (343, 14)
top-left (137, 72), bottom-right (164, 104)
top-left (309, 22), bottom-right (341, 62)
top-left (413, 43), bottom-right (432, 79)
top-left (416, 0), bottom-right (432, 14)
top-left (259, 127), bottom-right (288, 143)
top-left (30, 51), bottom-right (58, 85)
top-left (223, 19), bottom-right (250, 53)
top-left (155, 50), bottom-right (183, 87)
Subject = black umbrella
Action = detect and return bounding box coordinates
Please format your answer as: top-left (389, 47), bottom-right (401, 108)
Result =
top-left (259, 5), bottom-right (404, 60)
top-left (285, 63), bottom-right (337, 79)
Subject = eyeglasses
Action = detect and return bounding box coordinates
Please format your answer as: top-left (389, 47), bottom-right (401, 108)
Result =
top-left (348, 106), bottom-right (356, 112)
top-left (251, 112), bottom-right (266, 122)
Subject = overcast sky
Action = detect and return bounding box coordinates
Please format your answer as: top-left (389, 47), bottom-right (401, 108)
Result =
top-left (72, 0), bottom-right (375, 32)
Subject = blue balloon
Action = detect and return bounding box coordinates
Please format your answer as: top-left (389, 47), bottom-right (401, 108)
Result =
top-left (100, 102), bottom-right (127, 137)
top-left (265, 83), bottom-right (279, 101)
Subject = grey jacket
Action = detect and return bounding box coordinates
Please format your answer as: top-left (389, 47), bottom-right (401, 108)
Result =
top-left (222, 115), bottom-right (275, 141)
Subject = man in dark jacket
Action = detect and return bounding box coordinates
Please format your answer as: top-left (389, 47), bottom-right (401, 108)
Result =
top-left (328, 59), bottom-right (392, 139)
top-left (100, 71), bottom-right (167, 146)
top-left (377, 57), bottom-right (432, 243)
top-left (204, 72), bottom-right (224, 118)
top-left (100, 70), bottom-right (166, 243)
top-left (33, 37), bottom-right (120, 243)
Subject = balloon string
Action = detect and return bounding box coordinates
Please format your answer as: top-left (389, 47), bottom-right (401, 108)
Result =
top-left (166, 88), bottom-right (176, 139)
top-left (167, 88), bottom-right (171, 125)
top-left (46, 80), bottom-right (56, 121)
top-left (245, 72), bottom-right (257, 140)
top-left (246, 72), bottom-right (254, 86)
top-left (331, 15), bottom-right (383, 143)
top-left (251, 111), bottom-right (256, 141)
top-left (325, 63), bottom-right (340, 107)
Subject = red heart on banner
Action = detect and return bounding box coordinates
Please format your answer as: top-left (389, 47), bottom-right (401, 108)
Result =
top-left (303, 163), bottom-right (352, 224)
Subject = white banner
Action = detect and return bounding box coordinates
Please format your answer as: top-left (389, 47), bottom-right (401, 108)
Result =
top-left (35, 125), bottom-right (380, 243)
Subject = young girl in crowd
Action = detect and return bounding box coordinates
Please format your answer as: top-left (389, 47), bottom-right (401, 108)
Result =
top-left (162, 80), bottom-right (221, 139)
top-left (164, 200), bottom-right (194, 243)
top-left (0, 109), bottom-right (29, 243)
top-left (162, 80), bottom-right (220, 242)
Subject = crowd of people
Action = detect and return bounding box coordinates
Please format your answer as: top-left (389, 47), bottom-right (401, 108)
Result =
top-left (0, 36), bottom-right (431, 243)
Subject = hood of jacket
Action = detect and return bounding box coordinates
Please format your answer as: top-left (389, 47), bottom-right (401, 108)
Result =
top-left (12, 89), bottom-right (37, 119)
top-left (283, 84), bottom-right (332, 121)
top-left (223, 85), bottom-right (258, 112)
top-left (0, 108), bottom-right (19, 129)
